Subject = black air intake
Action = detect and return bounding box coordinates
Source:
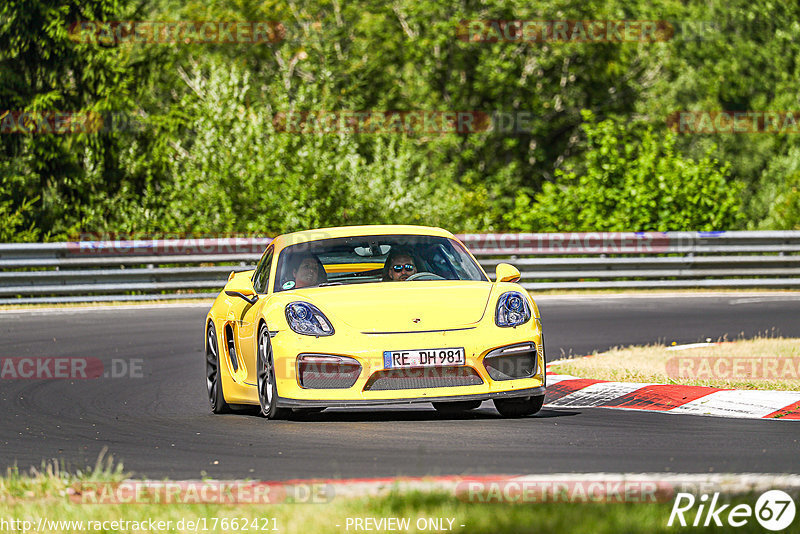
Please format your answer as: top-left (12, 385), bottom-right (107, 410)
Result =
top-left (483, 343), bottom-right (538, 381)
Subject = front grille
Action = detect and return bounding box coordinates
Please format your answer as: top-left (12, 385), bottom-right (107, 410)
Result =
top-left (363, 366), bottom-right (483, 391)
top-left (483, 343), bottom-right (538, 381)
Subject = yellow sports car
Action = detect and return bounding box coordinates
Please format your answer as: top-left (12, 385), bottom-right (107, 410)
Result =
top-left (204, 225), bottom-right (546, 419)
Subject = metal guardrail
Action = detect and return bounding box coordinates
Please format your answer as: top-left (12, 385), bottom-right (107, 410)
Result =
top-left (1, 231), bottom-right (799, 304)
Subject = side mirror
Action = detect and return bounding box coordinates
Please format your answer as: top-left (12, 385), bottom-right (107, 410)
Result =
top-left (225, 276), bottom-right (258, 305)
top-left (495, 263), bottom-right (521, 283)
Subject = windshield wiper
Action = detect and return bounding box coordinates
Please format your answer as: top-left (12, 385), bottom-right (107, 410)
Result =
top-left (318, 282), bottom-right (344, 287)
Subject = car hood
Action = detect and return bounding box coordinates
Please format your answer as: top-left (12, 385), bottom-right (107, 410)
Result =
top-left (294, 281), bottom-right (494, 332)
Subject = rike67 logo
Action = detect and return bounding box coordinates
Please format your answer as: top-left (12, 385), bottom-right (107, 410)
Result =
top-left (668, 490), bottom-right (796, 531)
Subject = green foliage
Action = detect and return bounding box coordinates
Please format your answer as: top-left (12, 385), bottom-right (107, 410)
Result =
top-left (112, 60), bottom-right (489, 234)
top-left (753, 154), bottom-right (800, 231)
top-left (636, 0), bottom-right (800, 226)
top-left (2, 0), bottom-right (798, 240)
top-left (507, 111), bottom-right (743, 232)
top-left (0, 0), bottom-right (146, 239)
top-left (0, 158), bottom-right (40, 242)
top-left (0, 192), bottom-right (39, 243)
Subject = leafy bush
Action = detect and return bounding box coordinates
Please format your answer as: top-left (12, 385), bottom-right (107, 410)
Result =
top-left (112, 60), bottom-right (489, 235)
top-left (749, 146), bottom-right (800, 230)
top-left (2, 0), bottom-right (798, 240)
top-left (506, 111), bottom-right (743, 232)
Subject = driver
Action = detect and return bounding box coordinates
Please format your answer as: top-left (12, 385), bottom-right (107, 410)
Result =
top-left (291, 253), bottom-right (326, 288)
top-left (382, 249), bottom-right (418, 281)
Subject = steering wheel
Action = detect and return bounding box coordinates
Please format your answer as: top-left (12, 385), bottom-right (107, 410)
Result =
top-left (405, 272), bottom-right (445, 281)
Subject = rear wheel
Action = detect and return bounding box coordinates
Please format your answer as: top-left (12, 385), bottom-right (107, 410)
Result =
top-left (493, 395), bottom-right (544, 418)
top-left (257, 323), bottom-right (291, 420)
top-left (432, 400), bottom-right (482, 413)
top-left (206, 322), bottom-right (231, 414)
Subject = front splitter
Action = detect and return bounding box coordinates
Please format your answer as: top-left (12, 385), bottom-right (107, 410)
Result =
top-left (276, 386), bottom-right (545, 408)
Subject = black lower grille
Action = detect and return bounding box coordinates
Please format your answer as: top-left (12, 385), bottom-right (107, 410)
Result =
top-left (298, 362), bottom-right (361, 389)
top-left (363, 366), bottom-right (483, 391)
top-left (483, 344), bottom-right (538, 381)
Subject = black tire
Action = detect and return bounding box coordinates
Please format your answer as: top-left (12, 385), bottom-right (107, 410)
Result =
top-left (257, 323), bottom-right (291, 420)
top-left (432, 400), bottom-right (483, 413)
top-left (206, 321), bottom-right (231, 414)
top-left (540, 331), bottom-right (547, 387)
top-left (493, 394), bottom-right (545, 418)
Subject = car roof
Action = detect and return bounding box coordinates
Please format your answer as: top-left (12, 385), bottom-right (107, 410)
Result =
top-left (271, 225), bottom-right (456, 250)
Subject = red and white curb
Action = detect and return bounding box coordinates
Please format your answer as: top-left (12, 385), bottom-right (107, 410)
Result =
top-left (544, 368), bottom-right (800, 420)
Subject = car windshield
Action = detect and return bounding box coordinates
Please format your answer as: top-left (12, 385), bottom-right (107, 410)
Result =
top-left (274, 234), bottom-right (487, 292)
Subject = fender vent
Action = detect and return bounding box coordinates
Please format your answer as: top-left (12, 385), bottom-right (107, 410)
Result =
top-left (225, 325), bottom-right (238, 372)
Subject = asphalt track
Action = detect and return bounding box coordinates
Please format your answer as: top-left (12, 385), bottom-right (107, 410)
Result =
top-left (1, 293), bottom-right (799, 480)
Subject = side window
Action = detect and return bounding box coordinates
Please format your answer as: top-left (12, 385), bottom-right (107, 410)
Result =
top-left (440, 242), bottom-right (475, 280)
top-left (252, 247), bottom-right (274, 294)
top-left (427, 245), bottom-right (458, 280)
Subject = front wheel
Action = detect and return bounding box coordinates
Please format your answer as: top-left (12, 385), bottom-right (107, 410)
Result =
top-left (206, 322), bottom-right (231, 414)
top-left (257, 324), bottom-right (291, 420)
top-left (493, 395), bottom-right (545, 418)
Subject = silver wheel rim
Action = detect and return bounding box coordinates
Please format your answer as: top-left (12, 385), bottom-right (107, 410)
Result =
top-left (205, 328), bottom-right (218, 407)
top-left (258, 328), bottom-right (273, 410)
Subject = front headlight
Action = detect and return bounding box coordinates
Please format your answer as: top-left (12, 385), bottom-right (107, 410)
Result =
top-left (285, 302), bottom-right (335, 336)
top-left (495, 291), bottom-right (531, 328)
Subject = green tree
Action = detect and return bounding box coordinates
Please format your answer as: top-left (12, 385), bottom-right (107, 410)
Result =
top-left (0, 0), bottom-right (149, 239)
top-left (116, 59), bottom-right (489, 234)
top-left (506, 111), bottom-right (743, 232)
top-left (3, 0), bottom-right (798, 239)
top-left (636, 0), bottom-right (800, 226)
top-left (751, 146), bottom-right (800, 230)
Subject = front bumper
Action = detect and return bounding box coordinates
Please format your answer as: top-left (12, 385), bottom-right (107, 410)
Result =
top-left (277, 386), bottom-right (545, 408)
top-left (270, 319), bottom-right (545, 406)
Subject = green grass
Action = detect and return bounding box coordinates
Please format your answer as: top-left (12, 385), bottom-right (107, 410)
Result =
top-left (1, 458), bottom-right (795, 533)
top-left (550, 337), bottom-right (800, 391)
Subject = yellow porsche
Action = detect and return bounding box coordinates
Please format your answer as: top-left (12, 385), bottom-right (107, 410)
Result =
top-left (204, 225), bottom-right (546, 419)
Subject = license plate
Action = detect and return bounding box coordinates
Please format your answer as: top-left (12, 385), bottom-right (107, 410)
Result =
top-left (383, 348), bottom-right (466, 369)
